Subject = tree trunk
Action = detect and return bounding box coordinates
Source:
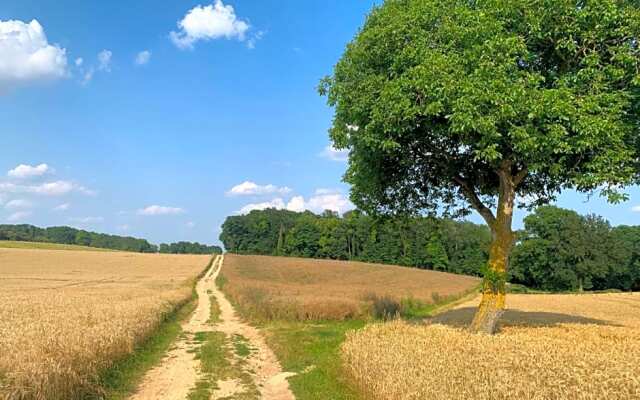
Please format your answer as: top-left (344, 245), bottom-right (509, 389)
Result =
top-left (469, 164), bottom-right (516, 335)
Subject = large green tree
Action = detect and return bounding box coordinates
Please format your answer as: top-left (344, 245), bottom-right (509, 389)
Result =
top-left (321, 0), bottom-right (640, 333)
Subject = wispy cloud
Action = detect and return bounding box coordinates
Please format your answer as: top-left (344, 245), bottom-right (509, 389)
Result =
top-left (0, 181), bottom-right (95, 196)
top-left (135, 50), bottom-right (151, 66)
top-left (137, 205), bottom-right (185, 216)
top-left (7, 163), bottom-right (52, 179)
top-left (7, 211), bottom-right (32, 222)
top-left (4, 199), bottom-right (33, 209)
top-left (227, 181), bottom-right (291, 196)
top-left (53, 203), bottom-right (70, 211)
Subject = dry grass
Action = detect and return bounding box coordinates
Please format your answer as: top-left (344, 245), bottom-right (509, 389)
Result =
top-left (0, 240), bottom-right (114, 251)
top-left (342, 292), bottom-right (640, 400)
top-left (0, 247), bottom-right (209, 400)
top-left (219, 254), bottom-right (480, 321)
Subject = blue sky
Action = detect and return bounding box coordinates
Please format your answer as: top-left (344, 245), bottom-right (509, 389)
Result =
top-left (0, 0), bottom-right (638, 246)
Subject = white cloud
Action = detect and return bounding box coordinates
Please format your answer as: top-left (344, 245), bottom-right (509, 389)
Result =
top-left (0, 19), bottom-right (67, 91)
top-left (7, 211), bottom-right (31, 222)
top-left (0, 180), bottom-right (94, 196)
top-left (138, 205), bottom-right (186, 216)
top-left (227, 181), bottom-right (292, 196)
top-left (632, 205), bottom-right (640, 212)
top-left (69, 216), bottom-right (104, 224)
top-left (8, 163), bottom-right (52, 179)
top-left (97, 49), bottom-right (112, 72)
top-left (247, 30), bottom-right (265, 49)
top-left (305, 191), bottom-right (353, 214)
top-left (186, 221), bottom-right (196, 228)
top-left (81, 68), bottom-right (94, 85)
top-left (5, 199), bottom-right (33, 209)
top-left (286, 196), bottom-right (305, 212)
top-left (75, 57), bottom-right (83, 67)
top-left (53, 203), bottom-right (70, 211)
top-left (135, 50), bottom-right (151, 66)
top-left (237, 189), bottom-right (354, 215)
top-left (320, 145), bottom-right (349, 162)
top-left (238, 198), bottom-right (286, 214)
top-left (170, 0), bottom-right (250, 50)
top-left (117, 224), bottom-right (130, 231)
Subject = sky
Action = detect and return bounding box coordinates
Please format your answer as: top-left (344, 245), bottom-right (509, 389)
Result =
top-left (0, 0), bottom-right (638, 247)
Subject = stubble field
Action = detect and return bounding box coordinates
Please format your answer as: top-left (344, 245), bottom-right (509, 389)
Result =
top-left (0, 247), bottom-right (209, 400)
top-left (342, 292), bottom-right (640, 400)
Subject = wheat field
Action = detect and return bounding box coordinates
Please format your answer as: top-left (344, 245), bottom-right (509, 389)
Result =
top-left (0, 247), bottom-right (209, 400)
top-left (219, 254), bottom-right (480, 320)
top-left (342, 292), bottom-right (640, 400)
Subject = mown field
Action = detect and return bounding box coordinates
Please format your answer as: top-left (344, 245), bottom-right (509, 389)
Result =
top-left (0, 247), bottom-right (209, 400)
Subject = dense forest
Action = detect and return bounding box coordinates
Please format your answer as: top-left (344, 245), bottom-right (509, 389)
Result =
top-left (0, 224), bottom-right (222, 255)
top-left (220, 207), bottom-right (640, 292)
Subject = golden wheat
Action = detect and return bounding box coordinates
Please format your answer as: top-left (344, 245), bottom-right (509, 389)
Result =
top-left (220, 254), bottom-right (479, 320)
top-left (342, 292), bottom-right (640, 400)
top-left (0, 248), bottom-right (209, 400)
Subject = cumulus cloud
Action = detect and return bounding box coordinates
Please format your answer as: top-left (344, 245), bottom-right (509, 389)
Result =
top-left (286, 196), bottom-right (305, 212)
top-left (97, 50), bottom-right (112, 72)
top-left (75, 57), bottom-right (83, 67)
top-left (237, 189), bottom-right (354, 215)
top-left (227, 181), bottom-right (292, 196)
top-left (238, 198), bottom-right (286, 214)
top-left (632, 205), bottom-right (640, 212)
top-left (7, 211), bottom-right (31, 222)
top-left (0, 180), bottom-right (94, 196)
top-left (5, 199), bottom-right (33, 209)
top-left (8, 163), bottom-right (52, 179)
top-left (320, 145), bottom-right (349, 162)
top-left (0, 19), bottom-right (67, 91)
top-left (53, 203), bottom-right (70, 211)
top-left (138, 205), bottom-right (185, 216)
top-left (135, 50), bottom-right (151, 65)
top-left (305, 189), bottom-right (353, 214)
top-left (170, 0), bottom-right (250, 49)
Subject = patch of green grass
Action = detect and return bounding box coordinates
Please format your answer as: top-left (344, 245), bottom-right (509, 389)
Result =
top-left (232, 334), bottom-right (252, 358)
top-left (100, 298), bottom-right (197, 400)
top-left (263, 320), bottom-right (365, 400)
top-left (188, 331), bottom-right (259, 400)
top-left (0, 240), bottom-right (115, 252)
top-left (209, 295), bottom-right (221, 324)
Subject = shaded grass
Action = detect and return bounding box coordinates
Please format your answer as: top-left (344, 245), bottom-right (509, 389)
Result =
top-left (262, 320), bottom-right (365, 400)
top-left (0, 240), bottom-right (115, 252)
top-left (100, 297), bottom-right (197, 400)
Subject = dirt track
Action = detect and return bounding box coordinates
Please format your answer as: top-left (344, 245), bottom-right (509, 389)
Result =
top-left (129, 255), bottom-right (295, 400)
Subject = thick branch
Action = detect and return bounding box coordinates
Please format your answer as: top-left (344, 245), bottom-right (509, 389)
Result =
top-left (453, 176), bottom-right (496, 228)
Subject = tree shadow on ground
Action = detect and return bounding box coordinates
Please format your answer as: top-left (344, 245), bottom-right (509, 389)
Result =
top-left (430, 307), bottom-right (617, 330)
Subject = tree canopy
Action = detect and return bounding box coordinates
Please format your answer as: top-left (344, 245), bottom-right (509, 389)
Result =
top-left (321, 0), bottom-right (640, 217)
top-left (321, 0), bottom-right (640, 333)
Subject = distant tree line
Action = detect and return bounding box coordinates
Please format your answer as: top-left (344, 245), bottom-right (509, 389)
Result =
top-left (220, 207), bottom-right (640, 292)
top-left (220, 209), bottom-right (492, 276)
top-left (158, 241), bottom-right (222, 255)
top-left (0, 224), bottom-right (222, 255)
